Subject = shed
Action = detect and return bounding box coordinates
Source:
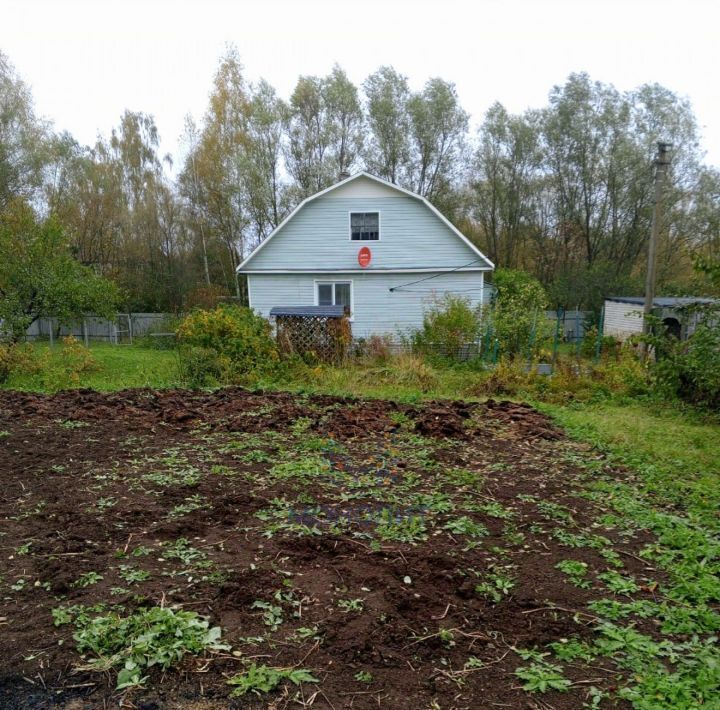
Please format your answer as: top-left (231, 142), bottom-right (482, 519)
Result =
top-left (604, 296), bottom-right (717, 341)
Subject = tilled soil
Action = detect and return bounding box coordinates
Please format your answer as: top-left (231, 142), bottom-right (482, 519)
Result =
top-left (0, 388), bottom-right (655, 708)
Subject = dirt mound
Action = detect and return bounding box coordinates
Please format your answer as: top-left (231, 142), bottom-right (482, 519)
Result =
top-left (414, 400), bottom-right (475, 439)
top-left (314, 401), bottom-right (399, 439)
top-left (484, 398), bottom-right (563, 439)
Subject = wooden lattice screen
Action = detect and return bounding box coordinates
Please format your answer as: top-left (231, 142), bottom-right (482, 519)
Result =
top-left (274, 312), bottom-right (351, 363)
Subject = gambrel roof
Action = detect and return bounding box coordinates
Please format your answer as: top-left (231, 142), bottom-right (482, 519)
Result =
top-left (237, 172), bottom-right (494, 272)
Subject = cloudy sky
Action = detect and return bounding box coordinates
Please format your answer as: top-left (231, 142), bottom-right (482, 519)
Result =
top-left (3, 0), bottom-right (720, 166)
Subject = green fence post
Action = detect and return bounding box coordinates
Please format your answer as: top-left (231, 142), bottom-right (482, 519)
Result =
top-left (594, 305), bottom-right (605, 362)
top-left (575, 307), bottom-right (581, 358)
top-left (527, 312), bottom-right (537, 368)
top-left (552, 307), bottom-right (564, 372)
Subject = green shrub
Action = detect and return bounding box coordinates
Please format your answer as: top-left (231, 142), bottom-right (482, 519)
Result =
top-left (593, 350), bottom-right (651, 398)
top-left (176, 305), bottom-right (278, 387)
top-left (0, 343), bottom-right (22, 383)
top-left (177, 346), bottom-right (224, 388)
top-left (469, 358), bottom-right (535, 397)
top-left (41, 336), bottom-right (97, 391)
top-left (489, 269), bottom-right (551, 358)
top-left (73, 606), bottom-right (228, 689)
top-left (654, 317), bottom-right (720, 409)
top-left (0, 337), bottom-right (95, 391)
top-left (410, 294), bottom-right (482, 362)
top-left (581, 325), bottom-right (620, 360)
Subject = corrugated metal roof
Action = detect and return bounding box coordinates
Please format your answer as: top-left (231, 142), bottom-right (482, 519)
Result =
top-left (607, 296), bottom-right (718, 308)
top-left (269, 306), bottom-right (346, 317)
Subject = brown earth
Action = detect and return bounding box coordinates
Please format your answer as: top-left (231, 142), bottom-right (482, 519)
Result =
top-left (0, 388), bottom-right (655, 709)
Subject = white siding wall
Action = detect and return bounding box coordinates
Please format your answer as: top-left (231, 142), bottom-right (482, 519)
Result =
top-left (324, 177), bottom-right (400, 199)
top-left (245, 195), bottom-right (485, 271)
top-left (249, 271), bottom-right (487, 339)
top-left (604, 301), bottom-right (644, 340)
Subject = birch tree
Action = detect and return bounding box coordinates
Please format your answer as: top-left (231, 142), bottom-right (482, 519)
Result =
top-left (0, 51), bottom-right (50, 209)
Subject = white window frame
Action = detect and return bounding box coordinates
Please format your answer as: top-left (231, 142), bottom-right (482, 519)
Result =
top-left (348, 211), bottom-right (381, 241)
top-left (314, 279), bottom-right (354, 320)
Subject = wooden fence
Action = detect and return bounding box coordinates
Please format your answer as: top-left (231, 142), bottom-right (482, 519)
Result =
top-left (23, 313), bottom-right (173, 344)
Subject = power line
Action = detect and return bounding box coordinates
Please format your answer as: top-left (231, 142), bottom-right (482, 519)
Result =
top-left (391, 287), bottom-right (492, 294)
top-left (388, 259), bottom-right (487, 292)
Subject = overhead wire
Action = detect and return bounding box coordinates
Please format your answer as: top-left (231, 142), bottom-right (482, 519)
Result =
top-left (388, 259), bottom-right (487, 292)
top-left (391, 287), bottom-right (491, 294)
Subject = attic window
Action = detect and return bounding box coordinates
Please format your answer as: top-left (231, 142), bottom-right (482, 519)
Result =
top-left (350, 212), bottom-right (380, 241)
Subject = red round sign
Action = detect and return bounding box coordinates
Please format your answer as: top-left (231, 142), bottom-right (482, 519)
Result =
top-left (358, 246), bottom-right (372, 268)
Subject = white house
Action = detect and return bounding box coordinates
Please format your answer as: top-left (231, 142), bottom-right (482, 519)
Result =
top-left (237, 172), bottom-right (494, 339)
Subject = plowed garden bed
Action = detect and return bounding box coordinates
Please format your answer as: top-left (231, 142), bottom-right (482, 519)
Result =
top-left (0, 388), bottom-right (717, 708)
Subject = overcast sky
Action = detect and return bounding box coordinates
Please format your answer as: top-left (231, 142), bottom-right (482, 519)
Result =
top-left (3, 0), bottom-right (720, 168)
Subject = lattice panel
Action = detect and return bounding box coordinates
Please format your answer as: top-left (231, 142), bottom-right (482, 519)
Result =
top-left (275, 315), bottom-right (351, 363)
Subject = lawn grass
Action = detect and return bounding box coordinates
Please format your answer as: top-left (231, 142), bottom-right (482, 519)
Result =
top-left (541, 401), bottom-right (720, 527)
top-left (542, 401), bottom-right (719, 481)
top-left (2, 342), bottom-right (181, 392)
top-left (79, 343), bottom-right (180, 390)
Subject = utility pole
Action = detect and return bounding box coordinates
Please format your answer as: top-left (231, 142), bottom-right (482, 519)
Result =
top-left (641, 142), bottom-right (672, 359)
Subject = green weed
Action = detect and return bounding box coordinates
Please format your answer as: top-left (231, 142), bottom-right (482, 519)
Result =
top-left (72, 572), bottom-right (103, 588)
top-left (227, 664), bottom-right (318, 697)
top-left (555, 559), bottom-right (592, 589)
top-left (337, 598), bottom-right (364, 613)
top-left (374, 508), bottom-right (427, 543)
top-left (73, 606), bottom-right (228, 689)
top-left (443, 516), bottom-right (488, 538)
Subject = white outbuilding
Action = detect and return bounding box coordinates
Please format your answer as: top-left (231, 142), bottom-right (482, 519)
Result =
top-left (604, 296), bottom-right (717, 341)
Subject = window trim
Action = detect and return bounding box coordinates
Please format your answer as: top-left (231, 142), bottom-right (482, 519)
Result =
top-left (348, 211), bottom-right (381, 242)
top-left (314, 279), bottom-right (354, 320)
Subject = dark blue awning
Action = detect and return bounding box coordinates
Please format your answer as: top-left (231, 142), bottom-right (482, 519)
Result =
top-left (269, 306), bottom-right (346, 317)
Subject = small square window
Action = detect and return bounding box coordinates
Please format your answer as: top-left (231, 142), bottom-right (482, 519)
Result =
top-left (316, 281), bottom-right (352, 315)
top-left (350, 212), bottom-right (379, 241)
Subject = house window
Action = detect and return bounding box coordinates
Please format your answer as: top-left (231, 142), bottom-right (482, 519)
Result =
top-left (350, 212), bottom-right (379, 241)
top-left (317, 281), bottom-right (352, 313)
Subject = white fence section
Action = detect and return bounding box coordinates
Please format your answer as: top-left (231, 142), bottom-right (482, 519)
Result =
top-left (25, 313), bottom-right (173, 344)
